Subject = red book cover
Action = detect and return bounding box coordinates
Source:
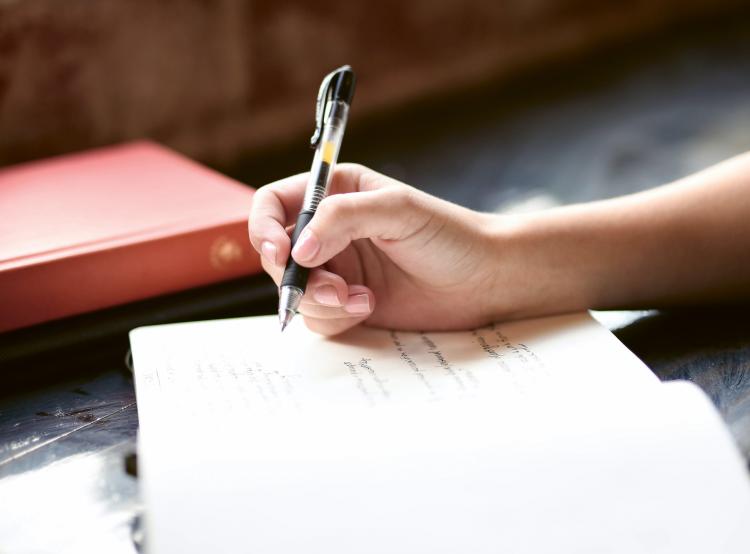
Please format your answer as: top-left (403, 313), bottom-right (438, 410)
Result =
top-left (0, 141), bottom-right (262, 332)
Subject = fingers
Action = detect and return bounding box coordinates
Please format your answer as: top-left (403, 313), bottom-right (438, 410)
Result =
top-left (261, 255), bottom-right (375, 336)
top-left (248, 164), bottom-right (385, 266)
top-left (262, 259), bottom-right (349, 303)
top-left (299, 283), bottom-right (373, 317)
top-left (291, 186), bottom-right (433, 268)
top-left (302, 285), bottom-right (374, 336)
top-left (248, 173), bottom-right (308, 266)
top-left (249, 163), bottom-right (395, 336)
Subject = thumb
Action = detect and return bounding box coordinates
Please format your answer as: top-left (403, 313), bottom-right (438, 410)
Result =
top-left (290, 186), bottom-right (431, 267)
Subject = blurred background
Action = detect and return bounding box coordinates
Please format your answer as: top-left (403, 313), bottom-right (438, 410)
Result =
top-left (2, 0), bottom-right (750, 211)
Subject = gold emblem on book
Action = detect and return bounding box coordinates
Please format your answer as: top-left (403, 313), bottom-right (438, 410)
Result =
top-left (209, 236), bottom-right (243, 269)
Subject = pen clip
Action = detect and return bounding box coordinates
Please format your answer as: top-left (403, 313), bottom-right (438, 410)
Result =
top-left (310, 66), bottom-right (349, 148)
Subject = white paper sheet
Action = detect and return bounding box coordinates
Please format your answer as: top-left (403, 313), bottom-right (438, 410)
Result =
top-left (131, 312), bottom-right (657, 419)
top-left (130, 312), bottom-right (750, 554)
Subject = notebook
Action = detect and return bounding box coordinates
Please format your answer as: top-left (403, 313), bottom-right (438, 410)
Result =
top-left (130, 312), bottom-right (750, 553)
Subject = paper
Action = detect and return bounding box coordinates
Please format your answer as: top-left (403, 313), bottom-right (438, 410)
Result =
top-left (131, 312), bottom-right (657, 420)
top-left (130, 313), bottom-right (750, 554)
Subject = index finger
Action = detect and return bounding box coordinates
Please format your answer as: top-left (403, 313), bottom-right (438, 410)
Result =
top-left (248, 164), bottom-right (378, 266)
top-left (248, 173), bottom-right (308, 265)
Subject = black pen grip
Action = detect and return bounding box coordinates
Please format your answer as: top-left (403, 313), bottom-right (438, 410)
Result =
top-left (281, 210), bottom-right (315, 289)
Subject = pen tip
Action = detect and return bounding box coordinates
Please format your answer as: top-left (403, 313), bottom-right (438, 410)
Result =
top-left (279, 309), bottom-right (294, 332)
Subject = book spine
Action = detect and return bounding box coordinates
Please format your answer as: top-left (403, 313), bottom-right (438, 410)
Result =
top-left (0, 220), bottom-right (263, 332)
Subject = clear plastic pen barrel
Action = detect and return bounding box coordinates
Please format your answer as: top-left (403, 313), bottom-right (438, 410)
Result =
top-left (301, 101), bottom-right (350, 212)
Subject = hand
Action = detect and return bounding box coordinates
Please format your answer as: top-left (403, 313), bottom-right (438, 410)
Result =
top-left (252, 153), bottom-right (750, 335)
top-left (248, 164), bottom-right (501, 335)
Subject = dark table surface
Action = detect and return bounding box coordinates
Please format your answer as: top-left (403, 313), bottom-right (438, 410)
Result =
top-left (2, 19), bottom-right (750, 554)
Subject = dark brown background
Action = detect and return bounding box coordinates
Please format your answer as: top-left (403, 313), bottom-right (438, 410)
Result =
top-left (1, 0), bottom-right (747, 170)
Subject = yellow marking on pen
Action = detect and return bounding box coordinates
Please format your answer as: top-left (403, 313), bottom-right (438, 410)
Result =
top-left (322, 141), bottom-right (336, 164)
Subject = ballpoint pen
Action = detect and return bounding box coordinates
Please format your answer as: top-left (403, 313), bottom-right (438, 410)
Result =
top-left (278, 65), bottom-right (356, 331)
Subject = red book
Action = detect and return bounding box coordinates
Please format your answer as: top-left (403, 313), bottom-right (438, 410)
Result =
top-left (0, 141), bottom-right (262, 332)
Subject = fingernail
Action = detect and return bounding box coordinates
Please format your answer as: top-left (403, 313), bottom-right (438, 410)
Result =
top-left (261, 241), bottom-right (277, 265)
top-left (344, 293), bottom-right (371, 314)
top-left (292, 228), bottom-right (320, 262)
top-left (313, 285), bottom-right (341, 307)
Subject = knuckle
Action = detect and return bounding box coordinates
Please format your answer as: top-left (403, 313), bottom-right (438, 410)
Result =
top-left (320, 194), bottom-right (354, 220)
top-left (383, 184), bottom-right (418, 210)
top-left (251, 186), bottom-right (273, 209)
top-left (356, 167), bottom-right (388, 192)
top-left (249, 200), bottom-right (273, 228)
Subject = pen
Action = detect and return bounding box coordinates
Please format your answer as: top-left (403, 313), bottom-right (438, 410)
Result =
top-left (278, 65), bottom-right (356, 331)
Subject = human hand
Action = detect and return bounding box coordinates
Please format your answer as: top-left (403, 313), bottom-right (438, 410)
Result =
top-left (252, 153), bottom-right (750, 335)
top-left (248, 164), bottom-right (502, 335)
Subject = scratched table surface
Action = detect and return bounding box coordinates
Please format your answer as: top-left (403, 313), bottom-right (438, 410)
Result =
top-left (2, 20), bottom-right (750, 554)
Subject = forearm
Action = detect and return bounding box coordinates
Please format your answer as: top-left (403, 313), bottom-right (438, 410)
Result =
top-left (493, 152), bottom-right (750, 318)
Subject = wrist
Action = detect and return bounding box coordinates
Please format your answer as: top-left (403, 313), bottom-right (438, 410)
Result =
top-left (482, 208), bottom-right (604, 321)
